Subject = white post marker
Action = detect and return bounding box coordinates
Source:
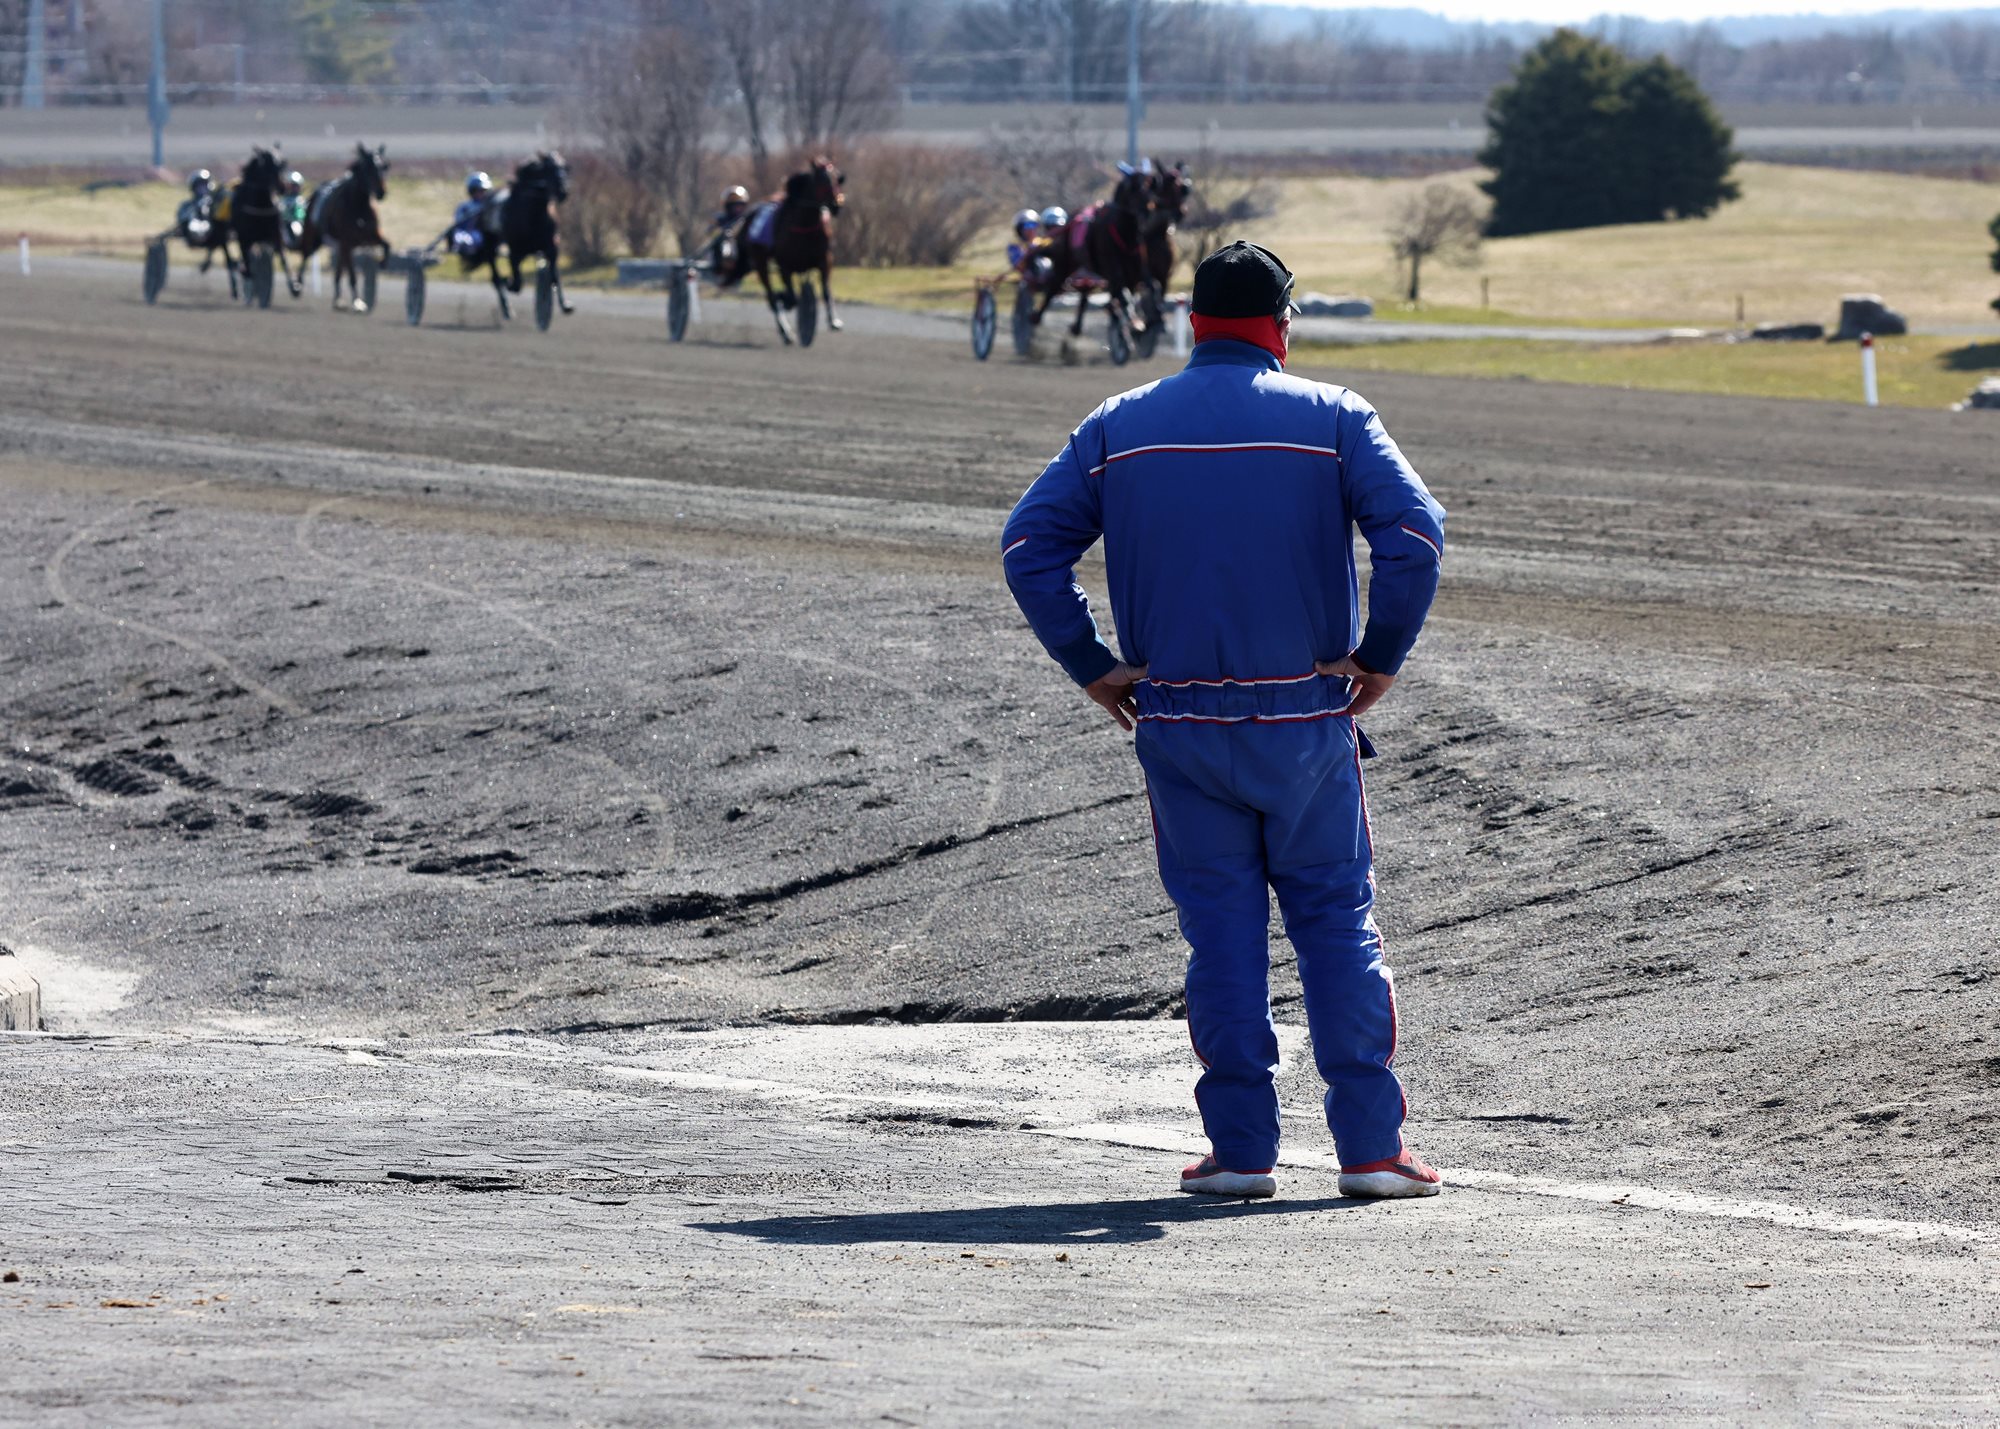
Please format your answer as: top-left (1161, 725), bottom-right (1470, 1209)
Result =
top-left (1172, 296), bottom-right (1189, 356)
top-left (18, 234), bottom-right (28, 275)
top-left (687, 266), bottom-right (702, 324)
top-left (1861, 331), bottom-right (1879, 407)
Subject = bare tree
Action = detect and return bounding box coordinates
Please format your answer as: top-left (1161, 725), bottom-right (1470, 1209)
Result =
top-left (1386, 181), bottom-right (1486, 303)
top-left (1176, 138), bottom-right (1280, 268)
top-left (986, 113), bottom-right (1107, 214)
top-left (573, 12), bottom-right (724, 260)
top-left (771, 0), bottom-right (899, 150)
top-left (713, 0), bottom-right (777, 190)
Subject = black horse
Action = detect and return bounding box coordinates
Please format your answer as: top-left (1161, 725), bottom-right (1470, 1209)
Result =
top-left (458, 151), bottom-right (573, 322)
top-left (227, 146), bottom-right (300, 300)
top-left (299, 143), bottom-right (392, 312)
top-left (719, 157), bottom-right (845, 345)
top-left (1032, 165), bottom-right (1155, 342)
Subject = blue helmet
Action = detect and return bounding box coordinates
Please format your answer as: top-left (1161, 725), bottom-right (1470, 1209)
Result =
top-left (466, 170), bottom-right (492, 197)
top-left (1039, 206), bottom-right (1068, 231)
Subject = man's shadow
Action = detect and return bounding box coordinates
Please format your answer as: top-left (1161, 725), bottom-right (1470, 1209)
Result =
top-left (695, 1195), bottom-right (1369, 1247)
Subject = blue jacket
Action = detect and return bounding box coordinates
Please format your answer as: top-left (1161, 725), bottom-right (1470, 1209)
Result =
top-left (1001, 339), bottom-right (1446, 724)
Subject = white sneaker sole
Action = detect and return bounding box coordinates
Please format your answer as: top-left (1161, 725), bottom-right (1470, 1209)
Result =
top-left (1339, 1170), bottom-right (1443, 1199)
top-left (1181, 1171), bottom-right (1278, 1199)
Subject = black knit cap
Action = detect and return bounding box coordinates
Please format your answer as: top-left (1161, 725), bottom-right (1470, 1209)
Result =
top-left (1191, 240), bottom-right (1298, 319)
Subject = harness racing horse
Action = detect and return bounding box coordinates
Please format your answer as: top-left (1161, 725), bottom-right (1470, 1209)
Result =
top-left (228, 146), bottom-right (301, 301)
top-left (459, 152), bottom-right (574, 322)
top-left (299, 143), bottom-right (393, 312)
top-left (721, 157), bottom-right (845, 346)
top-left (1031, 165), bottom-right (1156, 343)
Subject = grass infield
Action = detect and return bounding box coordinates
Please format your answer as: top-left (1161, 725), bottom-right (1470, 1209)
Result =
top-left (1291, 334), bottom-right (1999, 410)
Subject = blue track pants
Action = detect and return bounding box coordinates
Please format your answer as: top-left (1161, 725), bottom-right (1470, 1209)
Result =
top-left (1136, 717), bottom-right (1405, 1171)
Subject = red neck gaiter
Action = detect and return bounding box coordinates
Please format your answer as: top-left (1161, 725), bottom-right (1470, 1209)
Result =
top-left (1190, 312), bottom-right (1287, 367)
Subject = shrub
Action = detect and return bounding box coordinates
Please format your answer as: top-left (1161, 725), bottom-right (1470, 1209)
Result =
top-left (822, 142), bottom-right (992, 267)
top-left (561, 151), bottom-right (667, 267)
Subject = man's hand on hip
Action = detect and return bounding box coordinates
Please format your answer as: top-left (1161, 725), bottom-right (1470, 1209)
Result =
top-left (1318, 656), bottom-right (1395, 718)
top-left (1085, 662), bottom-right (1150, 732)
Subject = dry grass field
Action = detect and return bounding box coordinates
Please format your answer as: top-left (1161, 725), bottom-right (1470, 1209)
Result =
top-left (1295, 332), bottom-right (2000, 408)
top-left (834, 161), bottom-right (2000, 332)
top-left (2, 175), bottom-right (465, 257)
top-left (1265, 161), bottom-right (2000, 328)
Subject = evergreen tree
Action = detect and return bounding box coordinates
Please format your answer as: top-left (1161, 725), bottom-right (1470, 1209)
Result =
top-left (1480, 29), bottom-right (1738, 237)
top-left (1989, 211), bottom-right (2000, 315)
top-left (1614, 56), bottom-right (1740, 221)
top-left (1479, 30), bottom-right (1630, 237)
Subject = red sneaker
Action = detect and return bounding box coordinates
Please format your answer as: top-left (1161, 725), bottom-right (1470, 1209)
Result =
top-left (1338, 1147), bottom-right (1443, 1199)
top-left (1180, 1154), bottom-right (1277, 1199)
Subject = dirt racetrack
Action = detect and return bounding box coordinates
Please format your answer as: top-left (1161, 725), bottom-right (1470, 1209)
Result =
top-left (3, 258), bottom-right (1998, 1249)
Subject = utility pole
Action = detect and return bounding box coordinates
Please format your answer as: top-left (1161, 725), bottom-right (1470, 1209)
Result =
top-left (147, 0), bottom-right (169, 167)
top-left (23, 0), bottom-right (46, 109)
top-left (1124, 0), bottom-right (1141, 167)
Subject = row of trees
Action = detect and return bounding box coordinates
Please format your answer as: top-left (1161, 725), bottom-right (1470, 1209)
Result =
top-left (573, 0), bottom-right (898, 260)
top-left (9, 0), bottom-right (2000, 104)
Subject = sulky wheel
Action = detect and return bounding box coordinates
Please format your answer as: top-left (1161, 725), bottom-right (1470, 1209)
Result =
top-left (971, 288), bottom-right (997, 361)
top-left (143, 240), bottom-right (168, 304)
top-left (1135, 288), bottom-right (1164, 360)
top-left (404, 262), bottom-right (426, 327)
top-left (535, 263), bottom-right (555, 331)
top-left (796, 276), bottom-right (818, 348)
top-left (249, 246), bottom-right (275, 308)
top-left (1106, 308), bottom-right (1132, 366)
top-left (667, 264), bottom-right (690, 342)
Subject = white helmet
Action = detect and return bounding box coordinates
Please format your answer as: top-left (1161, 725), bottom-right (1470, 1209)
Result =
top-left (1039, 206), bottom-right (1069, 231)
top-left (1013, 208), bottom-right (1039, 238)
top-left (466, 170), bottom-right (492, 197)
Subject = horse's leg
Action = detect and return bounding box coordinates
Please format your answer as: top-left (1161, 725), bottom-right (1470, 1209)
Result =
top-left (507, 249), bottom-right (525, 295)
top-left (754, 256), bottom-right (791, 345)
top-left (347, 243), bottom-right (369, 313)
top-left (488, 254), bottom-right (511, 320)
top-left (548, 234), bottom-right (573, 315)
top-left (820, 253), bottom-right (841, 332)
top-left (275, 243), bottom-right (298, 299)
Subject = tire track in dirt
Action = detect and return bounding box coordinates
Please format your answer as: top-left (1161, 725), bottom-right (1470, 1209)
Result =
top-left (43, 479), bottom-right (307, 718)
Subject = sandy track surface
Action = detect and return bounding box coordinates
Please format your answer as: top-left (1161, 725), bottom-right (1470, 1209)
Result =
top-left (2, 264), bottom-right (1997, 1416)
top-left (7, 1026), bottom-right (1995, 1424)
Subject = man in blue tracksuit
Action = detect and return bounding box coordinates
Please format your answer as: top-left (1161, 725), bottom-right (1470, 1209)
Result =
top-left (1001, 242), bottom-right (1447, 1200)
